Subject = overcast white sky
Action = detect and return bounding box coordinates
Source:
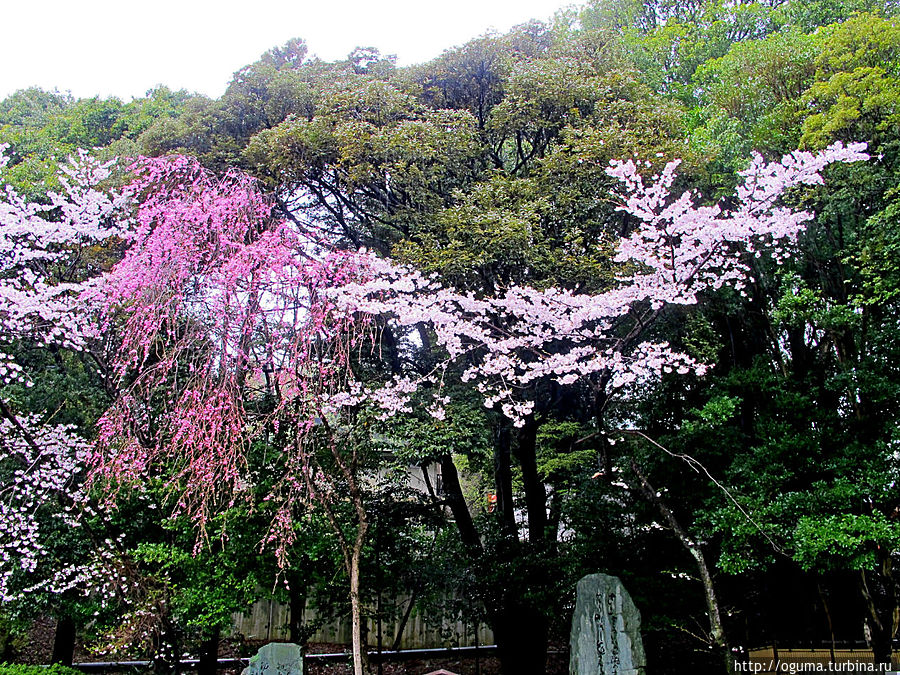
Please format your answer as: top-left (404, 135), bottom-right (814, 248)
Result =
top-left (1, 0), bottom-right (579, 101)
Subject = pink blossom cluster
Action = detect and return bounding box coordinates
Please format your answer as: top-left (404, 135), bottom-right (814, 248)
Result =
top-left (87, 143), bottom-right (867, 549)
top-left (90, 156), bottom-right (374, 536)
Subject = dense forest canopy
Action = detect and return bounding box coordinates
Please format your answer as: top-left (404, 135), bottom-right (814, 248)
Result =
top-left (2, 1), bottom-right (900, 674)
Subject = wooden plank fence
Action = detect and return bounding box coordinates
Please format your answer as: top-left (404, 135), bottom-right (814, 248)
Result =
top-left (232, 595), bottom-right (494, 649)
top-left (747, 647), bottom-right (900, 672)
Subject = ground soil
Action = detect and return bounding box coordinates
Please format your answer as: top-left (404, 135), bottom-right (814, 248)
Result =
top-left (17, 619), bottom-right (569, 674)
top-left (301, 642), bottom-right (568, 675)
top-left (12, 616), bottom-right (95, 665)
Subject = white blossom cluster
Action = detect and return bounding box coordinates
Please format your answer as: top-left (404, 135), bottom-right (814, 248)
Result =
top-left (0, 146), bottom-right (132, 370)
top-left (325, 143), bottom-right (868, 425)
top-left (0, 148), bottom-right (134, 607)
top-left (0, 415), bottom-right (90, 602)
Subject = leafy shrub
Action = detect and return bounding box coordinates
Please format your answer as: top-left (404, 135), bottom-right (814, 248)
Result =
top-left (0, 665), bottom-right (83, 675)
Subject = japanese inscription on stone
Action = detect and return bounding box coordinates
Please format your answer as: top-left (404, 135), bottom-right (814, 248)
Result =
top-left (570, 573), bottom-right (646, 675)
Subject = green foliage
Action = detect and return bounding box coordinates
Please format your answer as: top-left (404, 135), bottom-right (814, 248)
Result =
top-left (134, 39), bottom-right (352, 169)
top-left (0, 88), bottom-right (69, 127)
top-left (0, 86), bottom-right (189, 198)
top-left (581, 0), bottom-right (665, 32)
top-left (802, 66), bottom-right (900, 149)
top-left (131, 523), bottom-right (259, 632)
top-left (681, 395), bottom-right (738, 434)
top-left (11, 2), bottom-right (900, 665)
top-left (613, 0), bottom-right (782, 102)
top-left (113, 87), bottom-right (193, 139)
top-left (246, 77), bottom-right (481, 250)
top-left (693, 29), bottom-right (816, 159)
top-left (814, 12), bottom-right (900, 75)
top-left (382, 398), bottom-right (492, 466)
top-left (772, 273), bottom-right (859, 332)
top-left (779, 0), bottom-right (900, 31)
top-left (853, 195), bottom-right (900, 303)
top-left (794, 513), bottom-right (900, 571)
top-left (535, 421), bottom-right (597, 482)
top-left (0, 666), bottom-right (82, 675)
top-left (0, 614), bottom-right (28, 663)
top-left (396, 175), bottom-right (558, 289)
top-left (407, 35), bottom-right (510, 130)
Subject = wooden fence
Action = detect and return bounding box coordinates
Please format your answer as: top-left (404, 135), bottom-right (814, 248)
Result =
top-left (231, 595), bottom-right (494, 649)
top-left (748, 647), bottom-right (900, 672)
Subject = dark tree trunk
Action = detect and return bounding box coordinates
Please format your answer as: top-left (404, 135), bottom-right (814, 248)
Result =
top-left (154, 620), bottom-right (181, 675)
top-left (391, 589), bottom-right (418, 651)
top-left (289, 579), bottom-right (306, 644)
top-left (817, 582), bottom-right (837, 665)
top-left (438, 425), bottom-right (556, 675)
top-left (514, 419), bottom-right (546, 542)
top-left (869, 619), bottom-right (893, 669)
top-left (197, 627), bottom-right (220, 675)
top-left (491, 417), bottom-right (555, 675)
top-left (439, 454), bottom-right (481, 552)
top-left (51, 616), bottom-right (76, 666)
top-left (492, 598), bottom-right (549, 675)
top-left (859, 564), bottom-right (897, 668)
top-left (494, 423), bottom-right (517, 536)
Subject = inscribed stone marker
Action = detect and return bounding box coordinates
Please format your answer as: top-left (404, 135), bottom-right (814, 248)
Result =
top-left (241, 641), bottom-right (304, 675)
top-left (570, 573), bottom-right (646, 675)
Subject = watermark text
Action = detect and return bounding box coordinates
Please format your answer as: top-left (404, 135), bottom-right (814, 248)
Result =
top-left (737, 662), bottom-right (897, 673)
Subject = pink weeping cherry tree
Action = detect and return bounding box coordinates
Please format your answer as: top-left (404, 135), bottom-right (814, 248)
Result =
top-left (87, 154), bottom-right (383, 673)
top-left (86, 142), bottom-right (867, 675)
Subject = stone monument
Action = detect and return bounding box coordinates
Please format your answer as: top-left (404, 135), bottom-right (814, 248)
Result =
top-left (241, 641), bottom-right (304, 675)
top-left (570, 573), bottom-right (646, 675)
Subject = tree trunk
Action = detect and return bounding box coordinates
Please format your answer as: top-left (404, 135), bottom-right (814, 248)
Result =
top-left (349, 521), bottom-right (369, 675)
top-left (691, 543), bottom-right (734, 675)
top-left (390, 589), bottom-right (418, 651)
top-left (154, 619), bottom-right (181, 675)
top-left (51, 616), bottom-right (76, 666)
top-left (513, 418), bottom-right (546, 542)
top-left (867, 611), bottom-right (893, 670)
top-left (435, 417), bottom-right (558, 675)
top-left (492, 598), bottom-right (549, 675)
top-left (494, 423), bottom-right (517, 536)
top-left (630, 459), bottom-right (733, 674)
top-left (439, 453), bottom-right (482, 553)
top-left (289, 579), bottom-right (306, 644)
top-left (314, 421), bottom-right (371, 675)
top-left (817, 582), bottom-right (837, 665)
top-left (859, 567), bottom-right (896, 668)
top-left (488, 418), bottom-right (555, 675)
top-left (438, 429), bottom-right (555, 675)
top-left (197, 627), bottom-right (219, 675)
